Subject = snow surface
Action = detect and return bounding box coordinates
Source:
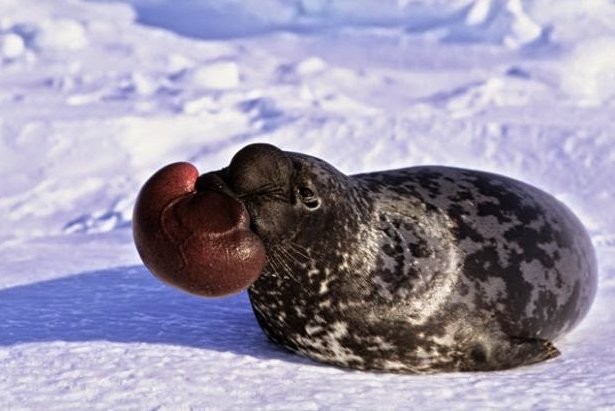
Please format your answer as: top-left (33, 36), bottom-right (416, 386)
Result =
top-left (1, 0), bottom-right (614, 409)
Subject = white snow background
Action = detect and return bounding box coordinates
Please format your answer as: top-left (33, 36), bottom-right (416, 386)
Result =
top-left (1, 0), bottom-right (614, 409)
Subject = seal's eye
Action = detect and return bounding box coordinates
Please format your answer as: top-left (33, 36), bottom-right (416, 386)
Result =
top-left (297, 186), bottom-right (320, 209)
top-left (298, 186), bottom-right (313, 198)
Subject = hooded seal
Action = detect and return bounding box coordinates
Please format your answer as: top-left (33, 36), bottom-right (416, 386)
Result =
top-left (134, 143), bottom-right (598, 373)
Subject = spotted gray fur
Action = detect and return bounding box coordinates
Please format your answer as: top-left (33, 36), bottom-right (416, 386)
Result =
top-left (221, 144), bottom-right (597, 373)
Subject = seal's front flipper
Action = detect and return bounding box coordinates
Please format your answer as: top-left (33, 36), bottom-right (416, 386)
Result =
top-left (465, 336), bottom-right (561, 371)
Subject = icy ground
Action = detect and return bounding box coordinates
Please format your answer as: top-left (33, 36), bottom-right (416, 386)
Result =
top-left (1, 0), bottom-right (614, 409)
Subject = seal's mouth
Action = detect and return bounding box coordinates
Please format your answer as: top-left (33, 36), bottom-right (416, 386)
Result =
top-left (132, 162), bottom-right (267, 297)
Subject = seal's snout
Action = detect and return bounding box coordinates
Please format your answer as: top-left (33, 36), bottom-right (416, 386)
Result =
top-left (133, 162), bottom-right (266, 297)
top-left (195, 170), bottom-right (237, 199)
top-left (227, 143), bottom-right (292, 194)
top-left (195, 171), bottom-right (224, 192)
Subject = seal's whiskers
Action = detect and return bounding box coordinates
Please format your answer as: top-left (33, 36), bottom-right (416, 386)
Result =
top-left (268, 245), bottom-right (302, 286)
top-left (285, 242), bottom-right (311, 261)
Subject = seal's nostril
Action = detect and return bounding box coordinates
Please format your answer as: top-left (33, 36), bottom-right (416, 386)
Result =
top-left (195, 174), bottom-right (210, 192)
top-left (196, 172), bottom-right (226, 193)
top-left (195, 170), bottom-right (243, 203)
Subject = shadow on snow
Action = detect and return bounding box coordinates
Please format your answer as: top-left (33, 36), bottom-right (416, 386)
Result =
top-left (87, 0), bottom-right (323, 40)
top-left (0, 266), bottom-right (305, 364)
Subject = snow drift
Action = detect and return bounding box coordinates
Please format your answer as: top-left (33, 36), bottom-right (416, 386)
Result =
top-left (1, 0), bottom-right (614, 409)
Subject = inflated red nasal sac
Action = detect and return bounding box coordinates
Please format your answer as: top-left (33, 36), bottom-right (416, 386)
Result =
top-left (133, 162), bottom-right (266, 297)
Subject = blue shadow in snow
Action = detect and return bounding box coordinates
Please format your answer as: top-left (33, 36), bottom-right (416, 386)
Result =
top-left (84, 0), bottom-right (405, 40)
top-left (129, 1), bottom-right (278, 39)
top-left (86, 0), bottom-right (306, 40)
top-left (0, 265), bottom-right (302, 363)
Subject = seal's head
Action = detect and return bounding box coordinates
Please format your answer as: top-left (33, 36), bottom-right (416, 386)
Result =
top-left (221, 143), bottom-right (363, 248)
top-left (133, 143), bottom-right (365, 297)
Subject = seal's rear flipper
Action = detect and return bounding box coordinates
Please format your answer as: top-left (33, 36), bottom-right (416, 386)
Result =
top-left (466, 336), bottom-right (561, 372)
top-left (505, 337), bottom-right (561, 367)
